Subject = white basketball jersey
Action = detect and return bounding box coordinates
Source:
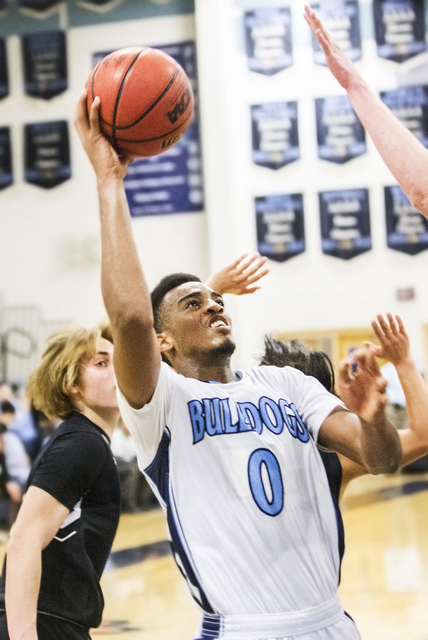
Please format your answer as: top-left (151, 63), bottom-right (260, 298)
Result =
top-left (117, 363), bottom-right (345, 616)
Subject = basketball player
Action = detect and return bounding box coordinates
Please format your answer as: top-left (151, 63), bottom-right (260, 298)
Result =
top-left (0, 326), bottom-right (121, 640)
top-left (260, 313), bottom-right (428, 501)
top-left (304, 4), bottom-right (428, 219)
top-left (75, 91), bottom-right (401, 640)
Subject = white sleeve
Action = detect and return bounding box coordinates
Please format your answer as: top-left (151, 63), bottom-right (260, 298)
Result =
top-left (116, 362), bottom-right (174, 470)
top-left (280, 366), bottom-right (346, 443)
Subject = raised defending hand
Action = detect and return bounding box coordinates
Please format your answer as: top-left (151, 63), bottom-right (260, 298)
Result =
top-left (367, 313), bottom-right (411, 367)
top-left (304, 5), bottom-right (362, 91)
top-left (74, 89), bottom-right (131, 183)
top-left (338, 347), bottom-right (389, 423)
top-left (206, 252), bottom-right (270, 295)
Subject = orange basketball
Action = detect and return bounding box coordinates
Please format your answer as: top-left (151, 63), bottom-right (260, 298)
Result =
top-left (85, 47), bottom-right (194, 158)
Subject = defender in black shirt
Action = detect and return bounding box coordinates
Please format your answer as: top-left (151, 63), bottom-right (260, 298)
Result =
top-left (0, 326), bottom-right (121, 640)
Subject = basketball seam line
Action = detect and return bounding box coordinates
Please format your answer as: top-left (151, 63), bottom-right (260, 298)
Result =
top-left (114, 67), bottom-right (180, 131)
top-left (112, 49), bottom-right (146, 145)
top-left (108, 108), bottom-right (193, 144)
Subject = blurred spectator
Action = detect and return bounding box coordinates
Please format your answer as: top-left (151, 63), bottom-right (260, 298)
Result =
top-left (381, 362), bottom-right (408, 430)
top-left (0, 401), bottom-right (30, 495)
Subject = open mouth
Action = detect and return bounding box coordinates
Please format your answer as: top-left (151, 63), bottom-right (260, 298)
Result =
top-left (210, 319), bottom-right (228, 329)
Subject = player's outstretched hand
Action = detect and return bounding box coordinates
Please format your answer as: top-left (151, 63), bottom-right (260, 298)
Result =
top-left (366, 313), bottom-right (411, 367)
top-left (304, 5), bottom-right (362, 91)
top-left (74, 89), bottom-right (132, 183)
top-left (338, 346), bottom-right (389, 423)
top-left (206, 252), bottom-right (270, 295)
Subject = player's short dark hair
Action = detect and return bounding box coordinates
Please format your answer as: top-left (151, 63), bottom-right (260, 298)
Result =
top-left (151, 273), bottom-right (201, 333)
top-left (260, 336), bottom-right (336, 394)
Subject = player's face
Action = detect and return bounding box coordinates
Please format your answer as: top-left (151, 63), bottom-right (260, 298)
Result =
top-left (76, 338), bottom-right (118, 414)
top-left (161, 282), bottom-right (236, 360)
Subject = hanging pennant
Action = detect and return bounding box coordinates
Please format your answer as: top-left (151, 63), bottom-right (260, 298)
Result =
top-left (24, 121), bottom-right (71, 189)
top-left (385, 185), bottom-right (428, 254)
top-left (319, 188), bottom-right (371, 259)
top-left (380, 85), bottom-right (428, 148)
top-left (256, 193), bottom-right (305, 262)
top-left (22, 31), bottom-right (67, 100)
top-left (251, 101), bottom-right (299, 170)
top-left (373, 0), bottom-right (426, 63)
top-left (19, 0), bottom-right (61, 10)
top-left (316, 95), bottom-right (366, 163)
top-left (0, 39), bottom-right (8, 100)
top-left (244, 7), bottom-right (293, 75)
top-left (311, 0), bottom-right (361, 65)
top-left (120, 41), bottom-right (204, 217)
top-left (0, 128), bottom-right (12, 190)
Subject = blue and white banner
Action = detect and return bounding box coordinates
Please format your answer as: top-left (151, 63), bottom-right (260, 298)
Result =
top-left (385, 185), bottom-right (428, 254)
top-left (0, 127), bottom-right (12, 190)
top-left (256, 193), bottom-right (305, 262)
top-left (0, 39), bottom-right (8, 101)
top-left (244, 8), bottom-right (293, 75)
top-left (380, 85), bottom-right (428, 148)
top-left (22, 31), bottom-right (67, 100)
top-left (251, 101), bottom-right (299, 170)
top-left (316, 95), bottom-right (366, 163)
top-left (19, 0), bottom-right (61, 10)
top-left (24, 121), bottom-right (71, 189)
top-left (119, 41), bottom-right (203, 217)
top-left (373, 0), bottom-right (426, 62)
top-left (319, 188), bottom-right (371, 259)
top-left (311, 0), bottom-right (361, 65)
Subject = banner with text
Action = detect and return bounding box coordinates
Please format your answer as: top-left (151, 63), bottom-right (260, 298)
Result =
top-left (373, 0), bottom-right (426, 62)
top-left (380, 85), bottom-right (428, 148)
top-left (0, 39), bottom-right (8, 100)
top-left (25, 120), bottom-right (71, 188)
top-left (256, 193), bottom-right (305, 262)
top-left (22, 31), bottom-right (67, 100)
top-left (244, 7), bottom-right (293, 75)
top-left (311, 0), bottom-right (361, 65)
top-left (316, 95), bottom-right (366, 163)
top-left (385, 185), bottom-right (428, 254)
top-left (251, 101), bottom-right (299, 169)
top-left (100, 41), bottom-right (204, 217)
top-left (0, 127), bottom-right (12, 190)
top-left (319, 188), bottom-right (371, 259)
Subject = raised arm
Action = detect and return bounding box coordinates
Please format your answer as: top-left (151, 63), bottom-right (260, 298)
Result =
top-left (206, 252), bottom-right (269, 295)
top-left (318, 348), bottom-right (401, 474)
top-left (5, 487), bottom-right (69, 640)
top-left (304, 5), bottom-right (428, 218)
top-left (74, 91), bottom-right (160, 409)
top-left (369, 314), bottom-right (428, 464)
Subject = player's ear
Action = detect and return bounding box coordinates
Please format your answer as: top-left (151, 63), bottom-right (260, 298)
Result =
top-left (69, 386), bottom-right (83, 410)
top-left (157, 332), bottom-right (174, 356)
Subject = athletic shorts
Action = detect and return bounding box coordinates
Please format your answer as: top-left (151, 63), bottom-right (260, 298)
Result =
top-left (193, 595), bottom-right (361, 640)
top-left (0, 611), bottom-right (91, 640)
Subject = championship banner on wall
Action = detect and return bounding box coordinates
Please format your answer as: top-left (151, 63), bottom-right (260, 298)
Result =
top-left (22, 31), bottom-right (67, 100)
top-left (93, 42), bottom-right (203, 217)
top-left (311, 0), bottom-right (361, 65)
top-left (319, 188), bottom-right (371, 259)
top-left (0, 40), bottom-right (9, 100)
top-left (244, 8), bottom-right (293, 75)
top-left (316, 95), bottom-right (366, 163)
top-left (373, 0), bottom-right (426, 62)
top-left (0, 127), bottom-right (12, 190)
top-left (385, 185), bottom-right (428, 254)
top-left (24, 121), bottom-right (71, 189)
top-left (256, 193), bottom-right (305, 262)
top-left (251, 101), bottom-right (299, 170)
top-left (380, 85), bottom-right (428, 147)
top-left (19, 0), bottom-right (61, 10)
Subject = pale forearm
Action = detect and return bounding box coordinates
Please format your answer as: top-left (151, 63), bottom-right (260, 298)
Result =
top-left (358, 413), bottom-right (401, 474)
top-left (5, 539), bottom-right (41, 640)
top-left (347, 79), bottom-right (428, 217)
top-left (98, 177), bottom-right (153, 328)
top-left (395, 358), bottom-right (428, 447)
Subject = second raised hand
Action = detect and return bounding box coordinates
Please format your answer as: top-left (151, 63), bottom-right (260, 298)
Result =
top-left (366, 313), bottom-right (411, 367)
